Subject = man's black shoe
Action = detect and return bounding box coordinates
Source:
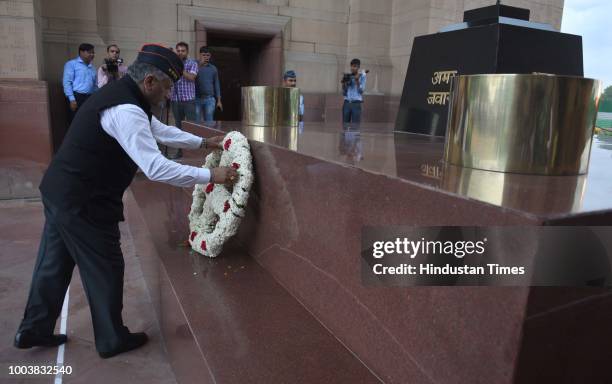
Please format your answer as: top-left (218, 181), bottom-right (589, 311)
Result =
top-left (14, 331), bottom-right (68, 349)
top-left (98, 332), bottom-right (148, 359)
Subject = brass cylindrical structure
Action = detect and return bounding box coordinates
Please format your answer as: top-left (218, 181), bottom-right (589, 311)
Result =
top-left (241, 125), bottom-right (299, 151)
top-left (444, 74), bottom-right (602, 175)
top-left (241, 86), bottom-right (300, 127)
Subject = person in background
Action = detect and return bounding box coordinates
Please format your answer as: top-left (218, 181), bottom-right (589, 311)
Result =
top-left (195, 46), bottom-right (222, 123)
top-left (169, 42), bottom-right (198, 159)
top-left (282, 70), bottom-right (304, 121)
top-left (97, 44), bottom-right (127, 88)
top-left (341, 58), bottom-right (367, 124)
top-left (63, 43), bottom-right (97, 125)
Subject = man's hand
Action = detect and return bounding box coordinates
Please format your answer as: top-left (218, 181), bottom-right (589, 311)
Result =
top-left (206, 135), bottom-right (225, 150)
top-left (69, 100), bottom-right (78, 111)
top-left (211, 167), bottom-right (238, 186)
top-left (216, 100), bottom-right (223, 112)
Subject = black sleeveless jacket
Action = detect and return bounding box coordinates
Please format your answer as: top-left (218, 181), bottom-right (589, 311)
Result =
top-left (40, 76), bottom-right (152, 223)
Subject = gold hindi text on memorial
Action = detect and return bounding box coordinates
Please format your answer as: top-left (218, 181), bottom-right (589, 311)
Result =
top-left (431, 70), bottom-right (458, 85)
top-left (427, 92), bottom-right (450, 106)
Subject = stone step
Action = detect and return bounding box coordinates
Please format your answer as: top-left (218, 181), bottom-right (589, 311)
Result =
top-left (125, 185), bottom-right (381, 384)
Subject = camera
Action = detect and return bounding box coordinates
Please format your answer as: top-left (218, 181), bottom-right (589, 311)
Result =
top-left (341, 73), bottom-right (353, 84)
top-left (104, 58), bottom-right (123, 73)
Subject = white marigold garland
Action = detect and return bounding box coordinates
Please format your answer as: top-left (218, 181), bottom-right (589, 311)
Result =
top-left (188, 131), bottom-right (254, 257)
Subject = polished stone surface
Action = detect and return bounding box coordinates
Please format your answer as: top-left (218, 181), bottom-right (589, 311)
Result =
top-left (176, 120), bottom-right (612, 383)
top-left (0, 80), bottom-right (53, 164)
top-left (0, 199), bottom-right (177, 384)
top-left (0, 80), bottom-right (53, 200)
top-left (184, 120), bottom-right (612, 220)
top-left (5, 118), bottom-right (609, 383)
top-left (0, 200), bottom-right (58, 384)
top-left (0, 158), bottom-right (44, 200)
top-left (126, 183), bottom-right (381, 384)
top-left (515, 287), bottom-right (612, 383)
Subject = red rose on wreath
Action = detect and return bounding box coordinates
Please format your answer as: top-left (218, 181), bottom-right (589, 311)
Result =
top-left (188, 131), bottom-right (253, 258)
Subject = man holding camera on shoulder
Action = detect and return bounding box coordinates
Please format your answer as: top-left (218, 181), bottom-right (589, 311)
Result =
top-left (341, 58), bottom-right (367, 124)
top-left (97, 44), bottom-right (127, 88)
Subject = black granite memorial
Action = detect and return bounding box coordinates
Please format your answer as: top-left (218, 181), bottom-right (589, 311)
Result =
top-left (394, 1), bottom-right (584, 137)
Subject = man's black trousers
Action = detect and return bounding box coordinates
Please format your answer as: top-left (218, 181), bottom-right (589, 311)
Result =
top-left (17, 198), bottom-right (129, 353)
top-left (67, 92), bottom-right (91, 127)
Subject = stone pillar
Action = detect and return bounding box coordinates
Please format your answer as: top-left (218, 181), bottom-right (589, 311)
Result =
top-left (195, 20), bottom-right (207, 53)
top-left (0, 0), bottom-right (53, 199)
top-left (0, 0), bottom-right (44, 79)
top-left (252, 34), bottom-right (283, 87)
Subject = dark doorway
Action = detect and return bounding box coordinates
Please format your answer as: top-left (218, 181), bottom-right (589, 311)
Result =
top-left (204, 31), bottom-right (282, 121)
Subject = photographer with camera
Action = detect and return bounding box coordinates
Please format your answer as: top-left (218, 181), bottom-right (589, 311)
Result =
top-left (97, 44), bottom-right (127, 88)
top-left (341, 58), bottom-right (367, 124)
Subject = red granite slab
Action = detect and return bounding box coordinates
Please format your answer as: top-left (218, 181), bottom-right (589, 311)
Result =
top-left (0, 80), bottom-right (52, 165)
top-left (125, 184), bottom-right (381, 384)
top-left (173, 120), bottom-right (612, 383)
top-left (0, 80), bottom-right (53, 200)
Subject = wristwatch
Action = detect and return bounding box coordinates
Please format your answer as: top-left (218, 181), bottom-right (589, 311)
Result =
top-left (200, 138), bottom-right (207, 149)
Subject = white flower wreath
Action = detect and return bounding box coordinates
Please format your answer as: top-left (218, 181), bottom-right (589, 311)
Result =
top-left (188, 131), bottom-right (254, 257)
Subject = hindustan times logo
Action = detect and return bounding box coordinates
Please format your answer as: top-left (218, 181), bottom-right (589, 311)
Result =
top-left (372, 237), bottom-right (488, 259)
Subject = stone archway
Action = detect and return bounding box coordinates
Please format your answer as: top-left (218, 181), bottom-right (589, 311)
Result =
top-left (179, 5), bottom-right (289, 120)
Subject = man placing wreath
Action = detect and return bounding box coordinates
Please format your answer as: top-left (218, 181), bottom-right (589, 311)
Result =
top-left (14, 44), bottom-right (238, 358)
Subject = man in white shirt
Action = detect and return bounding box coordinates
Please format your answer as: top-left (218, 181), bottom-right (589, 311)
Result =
top-left (14, 44), bottom-right (237, 359)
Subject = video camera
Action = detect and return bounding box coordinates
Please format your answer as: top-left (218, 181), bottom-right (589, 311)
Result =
top-left (341, 69), bottom-right (369, 84)
top-left (104, 57), bottom-right (123, 74)
top-left (341, 73), bottom-right (353, 84)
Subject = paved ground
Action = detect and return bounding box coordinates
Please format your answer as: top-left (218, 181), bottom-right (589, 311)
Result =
top-left (0, 198), bottom-right (177, 384)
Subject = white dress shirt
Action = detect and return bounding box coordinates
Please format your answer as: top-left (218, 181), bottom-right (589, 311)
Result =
top-left (100, 104), bottom-right (211, 187)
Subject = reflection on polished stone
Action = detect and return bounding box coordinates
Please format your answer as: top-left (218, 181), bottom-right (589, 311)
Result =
top-left (338, 128), bottom-right (363, 163)
top-left (440, 163), bottom-right (587, 213)
top-left (168, 120), bottom-right (612, 383)
top-left (184, 121), bottom-right (612, 217)
top-left (242, 124), bottom-right (299, 151)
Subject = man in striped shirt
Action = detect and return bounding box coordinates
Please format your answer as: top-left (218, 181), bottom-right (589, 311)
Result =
top-left (169, 42), bottom-right (198, 159)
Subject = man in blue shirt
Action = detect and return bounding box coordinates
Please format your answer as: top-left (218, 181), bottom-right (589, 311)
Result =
top-left (195, 46), bottom-right (222, 123)
top-left (63, 43), bottom-right (97, 125)
top-left (341, 58), bottom-right (367, 124)
top-left (282, 70), bottom-right (304, 121)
